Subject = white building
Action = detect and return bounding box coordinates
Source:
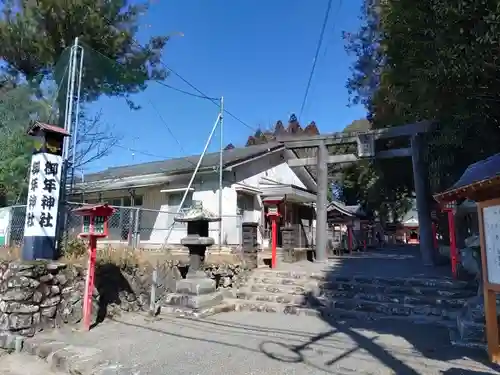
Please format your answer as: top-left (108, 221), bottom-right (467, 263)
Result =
top-left (72, 142), bottom-right (317, 249)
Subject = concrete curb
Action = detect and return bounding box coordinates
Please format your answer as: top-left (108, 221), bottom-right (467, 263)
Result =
top-left (0, 332), bottom-right (24, 352)
top-left (21, 335), bottom-right (136, 374)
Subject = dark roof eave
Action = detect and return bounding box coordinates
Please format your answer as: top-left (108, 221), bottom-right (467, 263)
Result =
top-left (434, 175), bottom-right (500, 203)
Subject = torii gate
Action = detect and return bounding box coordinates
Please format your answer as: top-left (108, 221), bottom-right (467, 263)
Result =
top-left (277, 121), bottom-right (435, 265)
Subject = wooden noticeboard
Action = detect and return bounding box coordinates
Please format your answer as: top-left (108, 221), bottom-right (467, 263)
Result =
top-left (478, 198), bottom-right (500, 363)
top-left (433, 154), bottom-right (500, 364)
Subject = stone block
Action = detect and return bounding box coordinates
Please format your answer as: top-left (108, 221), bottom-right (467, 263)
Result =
top-left (2, 313), bottom-right (34, 330)
top-left (7, 276), bottom-right (40, 289)
top-left (40, 295), bottom-right (61, 308)
top-left (164, 292), bottom-right (223, 309)
top-left (242, 250), bottom-right (258, 270)
top-left (176, 278), bottom-right (216, 295)
top-left (0, 332), bottom-right (24, 351)
top-left (457, 314), bottom-right (485, 343)
top-left (1, 288), bottom-right (34, 302)
top-left (0, 301), bottom-right (39, 314)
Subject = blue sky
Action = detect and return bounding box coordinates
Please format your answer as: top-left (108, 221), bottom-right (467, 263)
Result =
top-left (84, 0), bottom-right (366, 172)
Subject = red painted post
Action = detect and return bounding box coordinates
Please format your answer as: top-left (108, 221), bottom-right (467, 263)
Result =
top-left (71, 203), bottom-right (115, 331)
top-left (347, 226), bottom-right (353, 254)
top-left (83, 235), bottom-right (97, 331)
top-left (446, 210), bottom-right (458, 278)
top-left (271, 217), bottom-right (277, 269)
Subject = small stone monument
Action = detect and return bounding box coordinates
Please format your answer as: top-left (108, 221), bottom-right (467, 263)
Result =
top-left (164, 201), bottom-right (225, 315)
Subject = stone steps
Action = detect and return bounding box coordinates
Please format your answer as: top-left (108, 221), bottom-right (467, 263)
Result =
top-left (319, 281), bottom-right (476, 298)
top-left (229, 291), bottom-right (460, 324)
top-left (225, 298), bottom-right (457, 327)
top-left (321, 290), bottom-right (470, 308)
top-left (252, 272), bottom-right (475, 289)
top-left (248, 282), bottom-right (316, 295)
top-left (232, 289), bottom-right (466, 312)
top-left (160, 302), bottom-right (236, 318)
top-left (448, 295), bottom-right (488, 350)
top-left (248, 278), bottom-right (475, 300)
top-left (238, 269), bottom-right (477, 328)
top-left (232, 291), bottom-right (308, 305)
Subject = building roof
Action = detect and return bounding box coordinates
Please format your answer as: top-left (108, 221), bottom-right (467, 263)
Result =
top-left (27, 121), bottom-right (70, 137)
top-left (402, 213), bottom-right (419, 227)
top-left (327, 200), bottom-right (366, 218)
top-left (450, 152), bottom-right (500, 191)
top-left (83, 142), bottom-right (284, 183)
top-left (434, 152), bottom-right (500, 202)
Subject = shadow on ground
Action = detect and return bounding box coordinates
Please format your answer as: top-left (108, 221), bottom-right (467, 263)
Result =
top-left (93, 263), bottom-right (137, 327)
top-left (297, 245), bottom-right (499, 374)
top-left (79, 246), bottom-right (500, 374)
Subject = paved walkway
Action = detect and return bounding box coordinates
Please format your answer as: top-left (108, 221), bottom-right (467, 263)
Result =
top-left (24, 311), bottom-right (500, 375)
top-left (0, 350), bottom-right (65, 375)
top-left (276, 246), bottom-right (455, 279)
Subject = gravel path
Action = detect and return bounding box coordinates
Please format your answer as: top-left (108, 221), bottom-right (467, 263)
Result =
top-left (25, 311), bottom-right (500, 375)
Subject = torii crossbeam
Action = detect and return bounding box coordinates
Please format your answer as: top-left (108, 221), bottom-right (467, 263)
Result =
top-left (278, 121), bottom-right (435, 265)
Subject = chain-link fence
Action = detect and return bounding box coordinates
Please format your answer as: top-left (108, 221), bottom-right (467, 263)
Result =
top-left (3, 202), bottom-right (243, 249)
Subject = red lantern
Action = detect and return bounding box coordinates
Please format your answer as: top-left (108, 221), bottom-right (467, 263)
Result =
top-left (72, 204), bottom-right (115, 330)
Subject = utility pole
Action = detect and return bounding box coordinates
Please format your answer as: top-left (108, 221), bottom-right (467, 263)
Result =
top-left (218, 97), bottom-right (224, 250)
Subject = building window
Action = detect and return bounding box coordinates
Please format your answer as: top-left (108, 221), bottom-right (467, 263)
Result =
top-left (167, 192), bottom-right (193, 227)
top-left (237, 192), bottom-right (255, 222)
top-left (105, 195), bottom-right (143, 207)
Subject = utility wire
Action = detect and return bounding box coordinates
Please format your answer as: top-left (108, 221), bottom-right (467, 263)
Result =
top-left (154, 56), bottom-right (258, 132)
top-left (79, 40), bottom-right (195, 160)
top-left (299, 0), bottom-right (334, 121)
top-left (322, 0), bottom-right (343, 59)
top-left (96, 14), bottom-right (260, 134)
top-left (113, 143), bottom-right (176, 160)
top-left (156, 81), bottom-right (219, 100)
top-left (144, 96), bottom-right (197, 166)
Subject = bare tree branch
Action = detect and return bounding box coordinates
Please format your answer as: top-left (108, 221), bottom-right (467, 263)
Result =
top-left (67, 109), bottom-right (121, 170)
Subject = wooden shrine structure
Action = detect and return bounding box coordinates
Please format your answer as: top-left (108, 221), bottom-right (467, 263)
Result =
top-left (327, 200), bottom-right (371, 251)
top-left (434, 152), bottom-right (500, 363)
top-left (278, 121), bottom-right (435, 264)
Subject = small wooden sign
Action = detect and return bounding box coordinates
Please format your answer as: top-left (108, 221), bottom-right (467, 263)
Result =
top-left (268, 206), bottom-right (279, 216)
top-left (357, 133), bottom-right (375, 158)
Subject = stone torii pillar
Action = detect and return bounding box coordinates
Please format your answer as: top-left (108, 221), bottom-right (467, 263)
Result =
top-left (315, 141), bottom-right (329, 261)
top-left (280, 121), bottom-right (435, 266)
top-left (411, 134), bottom-right (435, 265)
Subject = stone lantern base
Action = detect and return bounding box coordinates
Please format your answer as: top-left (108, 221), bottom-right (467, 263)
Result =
top-left (162, 232), bottom-right (230, 316)
top-left (160, 201), bottom-right (235, 317)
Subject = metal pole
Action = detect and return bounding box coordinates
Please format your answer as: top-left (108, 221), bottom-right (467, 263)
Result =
top-left (162, 113), bottom-right (222, 248)
top-left (62, 46), bottom-right (74, 160)
top-left (58, 37), bottom-right (79, 255)
top-left (218, 96), bottom-right (224, 250)
top-left (70, 44), bottom-right (85, 191)
top-left (149, 266), bottom-right (158, 316)
top-left (63, 37), bottom-right (79, 161)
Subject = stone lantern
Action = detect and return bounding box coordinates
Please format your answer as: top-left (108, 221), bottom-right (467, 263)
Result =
top-left (165, 201), bottom-right (224, 313)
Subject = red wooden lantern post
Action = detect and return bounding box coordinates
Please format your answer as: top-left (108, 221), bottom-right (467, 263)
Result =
top-left (440, 202), bottom-right (458, 278)
top-left (266, 201), bottom-right (281, 269)
top-left (72, 204), bottom-right (115, 331)
top-left (347, 224), bottom-right (353, 254)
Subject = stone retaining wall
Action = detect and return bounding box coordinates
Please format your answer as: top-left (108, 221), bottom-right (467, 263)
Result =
top-left (0, 261), bottom-right (88, 340)
top-left (0, 259), bottom-right (250, 348)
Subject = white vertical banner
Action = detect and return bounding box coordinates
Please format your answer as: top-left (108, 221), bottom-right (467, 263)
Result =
top-left (0, 207), bottom-right (11, 246)
top-left (24, 153), bottom-right (63, 237)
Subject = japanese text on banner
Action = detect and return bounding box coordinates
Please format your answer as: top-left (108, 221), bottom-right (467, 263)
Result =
top-left (24, 153), bottom-right (63, 237)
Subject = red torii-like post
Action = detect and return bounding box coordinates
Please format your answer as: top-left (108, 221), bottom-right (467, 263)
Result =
top-left (72, 204), bottom-right (115, 331)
